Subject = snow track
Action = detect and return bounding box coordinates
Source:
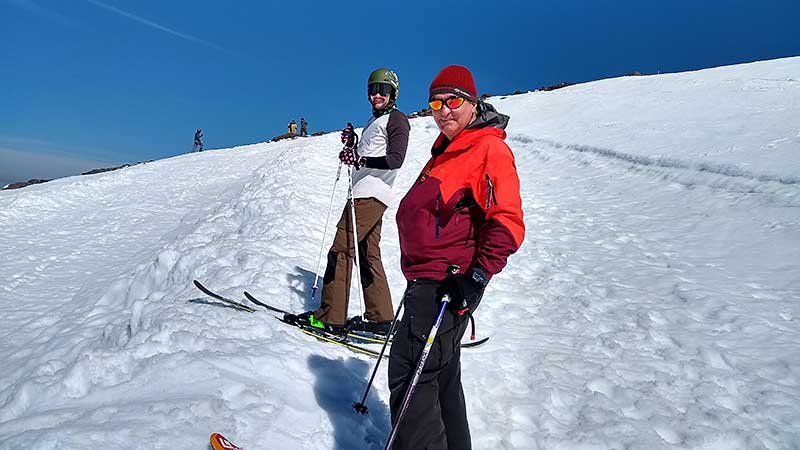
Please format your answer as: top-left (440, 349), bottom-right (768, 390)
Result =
top-left (479, 133), bottom-right (799, 449)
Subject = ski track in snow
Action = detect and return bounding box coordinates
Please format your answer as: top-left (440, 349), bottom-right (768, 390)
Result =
top-left (1, 58), bottom-right (799, 450)
top-left (480, 136), bottom-right (800, 450)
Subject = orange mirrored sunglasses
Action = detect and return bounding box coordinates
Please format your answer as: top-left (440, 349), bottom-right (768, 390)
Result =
top-left (428, 96), bottom-right (466, 111)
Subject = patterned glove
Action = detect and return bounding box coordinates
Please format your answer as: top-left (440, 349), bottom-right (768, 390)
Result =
top-left (341, 123), bottom-right (357, 148)
top-left (339, 149), bottom-right (362, 169)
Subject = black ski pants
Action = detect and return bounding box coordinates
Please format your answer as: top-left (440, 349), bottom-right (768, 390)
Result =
top-left (388, 280), bottom-right (474, 450)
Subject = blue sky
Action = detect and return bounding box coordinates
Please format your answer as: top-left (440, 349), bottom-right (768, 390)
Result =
top-left (2, 0), bottom-right (799, 186)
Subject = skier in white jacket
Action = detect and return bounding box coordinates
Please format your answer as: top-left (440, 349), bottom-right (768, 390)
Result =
top-left (285, 68), bottom-right (410, 335)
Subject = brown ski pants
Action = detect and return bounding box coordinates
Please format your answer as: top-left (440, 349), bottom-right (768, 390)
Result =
top-left (314, 197), bottom-right (394, 326)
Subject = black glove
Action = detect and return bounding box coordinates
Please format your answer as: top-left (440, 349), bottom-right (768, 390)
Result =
top-left (438, 267), bottom-right (489, 316)
top-left (341, 122), bottom-right (357, 148)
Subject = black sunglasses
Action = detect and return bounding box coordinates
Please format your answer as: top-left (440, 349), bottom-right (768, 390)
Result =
top-left (368, 83), bottom-right (394, 97)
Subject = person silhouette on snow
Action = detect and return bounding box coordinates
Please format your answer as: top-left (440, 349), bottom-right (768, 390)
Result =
top-left (300, 117), bottom-right (308, 137)
top-left (193, 128), bottom-right (204, 152)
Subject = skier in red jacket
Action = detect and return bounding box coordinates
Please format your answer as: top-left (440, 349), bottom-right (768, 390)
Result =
top-left (389, 65), bottom-right (525, 450)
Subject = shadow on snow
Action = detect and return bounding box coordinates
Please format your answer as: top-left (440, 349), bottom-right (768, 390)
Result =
top-left (308, 354), bottom-right (391, 450)
top-left (288, 265), bottom-right (324, 312)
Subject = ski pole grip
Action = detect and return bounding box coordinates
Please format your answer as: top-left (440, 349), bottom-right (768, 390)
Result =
top-left (439, 264), bottom-right (460, 306)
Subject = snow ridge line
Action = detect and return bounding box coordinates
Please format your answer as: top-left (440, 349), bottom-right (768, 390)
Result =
top-left (516, 136), bottom-right (800, 186)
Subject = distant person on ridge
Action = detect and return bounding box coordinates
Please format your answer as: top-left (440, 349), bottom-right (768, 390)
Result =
top-left (284, 68), bottom-right (410, 336)
top-left (193, 128), bottom-right (204, 152)
top-left (388, 65), bottom-right (525, 449)
top-left (289, 120), bottom-right (298, 135)
top-left (300, 117), bottom-right (308, 137)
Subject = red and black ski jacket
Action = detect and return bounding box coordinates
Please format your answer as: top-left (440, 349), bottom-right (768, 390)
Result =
top-left (396, 103), bottom-right (525, 281)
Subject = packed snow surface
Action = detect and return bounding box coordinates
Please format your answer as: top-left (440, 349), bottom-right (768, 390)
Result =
top-left (1, 57), bottom-right (799, 450)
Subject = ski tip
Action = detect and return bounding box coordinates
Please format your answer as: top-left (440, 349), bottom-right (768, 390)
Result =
top-left (210, 433), bottom-right (243, 450)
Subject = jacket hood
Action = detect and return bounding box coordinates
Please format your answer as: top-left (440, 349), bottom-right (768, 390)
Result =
top-left (468, 100), bottom-right (509, 131)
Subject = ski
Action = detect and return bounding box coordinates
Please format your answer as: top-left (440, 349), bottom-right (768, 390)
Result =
top-left (210, 432), bottom-right (243, 450)
top-left (276, 316), bottom-right (387, 358)
top-left (244, 291), bottom-right (397, 345)
top-left (243, 290), bottom-right (490, 349)
top-left (345, 330), bottom-right (391, 344)
top-left (344, 329), bottom-right (489, 348)
top-left (243, 291), bottom-right (289, 315)
top-left (346, 327), bottom-right (489, 348)
top-left (195, 283), bottom-right (490, 351)
top-left (193, 280), bottom-right (257, 313)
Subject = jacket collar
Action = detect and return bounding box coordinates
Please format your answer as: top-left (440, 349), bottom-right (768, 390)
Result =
top-left (432, 126), bottom-right (506, 153)
top-left (372, 104), bottom-right (397, 118)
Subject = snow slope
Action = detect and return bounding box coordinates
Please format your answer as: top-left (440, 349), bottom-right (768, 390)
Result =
top-left (1, 57), bottom-right (799, 450)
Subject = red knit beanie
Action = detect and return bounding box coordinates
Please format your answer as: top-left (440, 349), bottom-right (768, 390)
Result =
top-left (429, 65), bottom-right (478, 101)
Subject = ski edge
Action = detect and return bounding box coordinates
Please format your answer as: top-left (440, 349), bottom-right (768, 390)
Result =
top-left (243, 291), bottom-right (289, 315)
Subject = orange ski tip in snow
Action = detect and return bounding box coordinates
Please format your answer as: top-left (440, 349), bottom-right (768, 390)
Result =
top-left (210, 433), bottom-right (243, 450)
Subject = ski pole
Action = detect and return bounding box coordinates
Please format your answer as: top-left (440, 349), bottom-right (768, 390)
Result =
top-left (353, 296), bottom-right (406, 415)
top-left (383, 265), bottom-right (459, 450)
top-left (347, 166), bottom-right (365, 313)
top-left (310, 161), bottom-right (343, 300)
top-left (383, 297), bottom-right (450, 450)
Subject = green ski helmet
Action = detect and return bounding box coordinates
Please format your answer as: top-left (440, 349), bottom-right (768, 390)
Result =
top-left (367, 68), bottom-right (399, 102)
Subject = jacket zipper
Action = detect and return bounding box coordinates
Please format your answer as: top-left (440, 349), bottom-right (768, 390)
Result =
top-left (435, 192), bottom-right (441, 240)
top-left (418, 155), bottom-right (437, 183)
top-left (485, 174), bottom-right (498, 208)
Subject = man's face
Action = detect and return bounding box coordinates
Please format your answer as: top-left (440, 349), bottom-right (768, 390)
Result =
top-left (431, 94), bottom-right (477, 140)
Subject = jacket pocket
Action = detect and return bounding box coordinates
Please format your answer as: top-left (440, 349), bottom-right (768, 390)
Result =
top-left (409, 314), bottom-right (460, 378)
